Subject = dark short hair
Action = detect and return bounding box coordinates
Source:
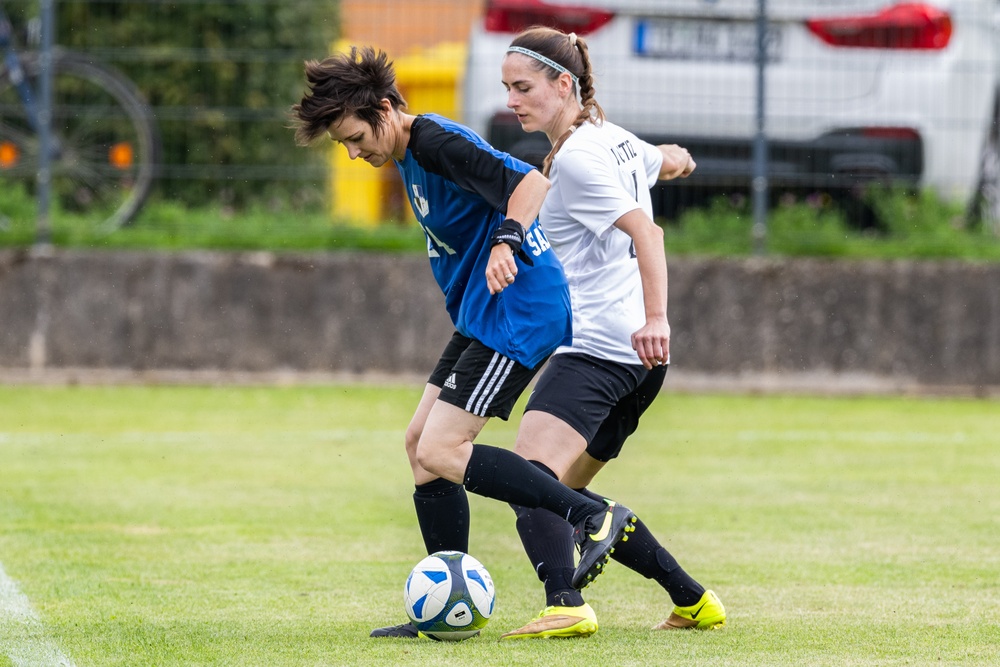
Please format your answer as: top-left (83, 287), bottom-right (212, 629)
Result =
top-left (291, 46), bottom-right (407, 146)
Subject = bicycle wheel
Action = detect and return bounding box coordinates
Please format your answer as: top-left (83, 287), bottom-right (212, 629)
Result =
top-left (0, 47), bottom-right (159, 232)
top-left (968, 98), bottom-right (1000, 235)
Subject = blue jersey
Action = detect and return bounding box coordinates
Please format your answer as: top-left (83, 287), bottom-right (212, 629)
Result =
top-left (394, 114), bottom-right (571, 368)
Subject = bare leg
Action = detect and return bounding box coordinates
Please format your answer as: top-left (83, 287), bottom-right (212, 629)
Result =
top-left (406, 384), bottom-right (473, 554)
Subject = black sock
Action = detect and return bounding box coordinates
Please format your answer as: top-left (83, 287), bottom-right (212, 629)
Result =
top-left (463, 444), bottom-right (605, 525)
top-left (577, 487), bottom-right (705, 607)
top-left (413, 477), bottom-right (469, 554)
top-left (511, 461), bottom-right (585, 608)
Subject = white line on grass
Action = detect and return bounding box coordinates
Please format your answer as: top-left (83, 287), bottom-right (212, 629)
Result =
top-left (0, 429), bottom-right (402, 444)
top-left (0, 562), bottom-right (77, 667)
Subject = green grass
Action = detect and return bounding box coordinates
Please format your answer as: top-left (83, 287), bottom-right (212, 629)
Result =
top-left (1, 385), bottom-right (999, 666)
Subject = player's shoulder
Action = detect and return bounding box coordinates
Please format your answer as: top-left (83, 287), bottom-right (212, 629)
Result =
top-left (562, 120), bottom-right (634, 153)
top-left (413, 114), bottom-right (491, 149)
top-left (595, 119), bottom-right (646, 149)
top-left (412, 114), bottom-right (472, 146)
top-left (414, 114), bottom-right (533, 174)
top-left (553, 121), bottom-right (627, 169)
top-left (568, 120), bottom-right (659, 169)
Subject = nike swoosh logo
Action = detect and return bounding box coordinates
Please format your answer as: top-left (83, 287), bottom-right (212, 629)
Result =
top-left (588, 509), bottom-right (613, 542)
top-left (689, 602), bottom-right (708, 619)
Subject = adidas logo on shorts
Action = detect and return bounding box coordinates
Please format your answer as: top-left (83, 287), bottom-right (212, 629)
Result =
top-left (444, 373), bottom-right (458, 390)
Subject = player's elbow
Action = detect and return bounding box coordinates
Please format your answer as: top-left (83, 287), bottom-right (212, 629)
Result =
top-left (525, 168), bottom-right (550, 193)
top-left (636, 217), bottom-right (664, 251)
top-left (650, 221), bottom-right (664, 242)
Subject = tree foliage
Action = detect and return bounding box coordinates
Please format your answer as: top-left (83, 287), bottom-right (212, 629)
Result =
top-left (6, 0), bottom-right (340, 208)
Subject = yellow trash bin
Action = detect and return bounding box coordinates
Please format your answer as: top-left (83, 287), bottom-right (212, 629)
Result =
top-left (395, 42), bottom-right (465, 120)
top-left (330, 145), bottom-right (387, 226)
top-left (328, 41), bottom-right (465, 226)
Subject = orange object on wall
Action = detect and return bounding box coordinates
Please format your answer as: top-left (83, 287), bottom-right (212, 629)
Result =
top-left (341, 0), bottom-right (483, 55)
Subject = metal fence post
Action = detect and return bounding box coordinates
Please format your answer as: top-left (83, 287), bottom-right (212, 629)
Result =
top-left (35, 0), bottom-right (55, 247)
top-left (752, 0), bottom-right (769, 255)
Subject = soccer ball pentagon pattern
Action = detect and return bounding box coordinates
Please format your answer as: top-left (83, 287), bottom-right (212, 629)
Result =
top-left (403, 550), bottom-right (496, 641)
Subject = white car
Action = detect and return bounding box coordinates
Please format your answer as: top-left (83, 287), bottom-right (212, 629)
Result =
top-left (464, 0), bottom-right (1000, 228)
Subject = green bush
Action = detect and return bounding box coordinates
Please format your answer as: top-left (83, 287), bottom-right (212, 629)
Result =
top-left (663, 197), bottom-right (754, 256)
top-left (5, 183), bottom-right (1000, 262)
top-left (662, 188), bottom-right (1000, 261)
top-left (10, 201), bottom-right (425, 253)
top-left (0, 183), bottom-right (37, 245)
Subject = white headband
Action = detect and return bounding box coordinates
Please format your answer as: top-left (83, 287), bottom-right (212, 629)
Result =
top-left (506, 46), bottom-right (578, 85)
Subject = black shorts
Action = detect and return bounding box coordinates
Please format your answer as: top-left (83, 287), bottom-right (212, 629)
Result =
top-left (524, 352), bottom-right (668, 462)
top-left (428, 332), bottom-right (541, 420)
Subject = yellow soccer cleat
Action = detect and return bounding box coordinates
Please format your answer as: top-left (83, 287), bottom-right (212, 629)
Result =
top-left (500, 603), bottom-right (599, 639)
top-left (653, 590), bottom-right (726, 630)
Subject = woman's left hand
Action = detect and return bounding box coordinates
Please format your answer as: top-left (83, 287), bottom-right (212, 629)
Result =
top-left (631, 317), bottom-right (671, 370)
top-left (486, 244), bottom-right (518, 295)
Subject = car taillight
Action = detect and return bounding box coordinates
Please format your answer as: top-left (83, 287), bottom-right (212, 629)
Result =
top-left (860, 127), bottom-right (922, 141)
top-left (484, 0), bottom-right (614, 35)
top-left (806, 3), bottom-right (952, 50)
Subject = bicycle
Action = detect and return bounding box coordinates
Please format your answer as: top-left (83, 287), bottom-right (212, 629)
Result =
top-left (0, 1), bottom-right (159, 232)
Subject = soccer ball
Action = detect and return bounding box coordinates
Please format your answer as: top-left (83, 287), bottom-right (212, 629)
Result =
top-left (403, 550), bottom-right (495, 641)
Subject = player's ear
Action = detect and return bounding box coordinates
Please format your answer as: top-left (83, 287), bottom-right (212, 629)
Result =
top-left (558, 72), bottom-right (575, 99)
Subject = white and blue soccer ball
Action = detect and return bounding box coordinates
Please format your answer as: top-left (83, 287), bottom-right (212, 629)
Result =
top-left (403, 550), bottom-right (496, 641)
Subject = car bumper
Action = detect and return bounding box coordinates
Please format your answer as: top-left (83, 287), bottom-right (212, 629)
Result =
top-left (488, 114), bottom-right (923, 191)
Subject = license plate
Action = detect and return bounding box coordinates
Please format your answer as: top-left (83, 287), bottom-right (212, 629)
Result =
top-left (635, 18), bottom-right (783, 63)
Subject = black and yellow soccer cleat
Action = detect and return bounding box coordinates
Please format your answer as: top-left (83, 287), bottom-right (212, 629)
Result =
top-left (571, 500), bottom-right (636, 590)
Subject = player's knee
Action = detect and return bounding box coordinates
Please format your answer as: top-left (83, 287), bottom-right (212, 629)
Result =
top-left (413, 440), bottom-right (443, 477)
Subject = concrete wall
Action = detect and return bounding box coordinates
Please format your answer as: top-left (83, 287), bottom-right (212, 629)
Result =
top-left (668, 258), bottom-right (1000, 392)
top-left (1, 249), bottom-right (998, 393)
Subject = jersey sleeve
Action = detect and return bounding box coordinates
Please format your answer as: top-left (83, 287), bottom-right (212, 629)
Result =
top-left (554, 144), bottom-right (643, 239)
top-left (640, 140), bottom-right (664, 188)
top-left (409, 117), bottom-right (526, 214)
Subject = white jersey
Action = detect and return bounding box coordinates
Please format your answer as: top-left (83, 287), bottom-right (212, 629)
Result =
top-left (540, 120), bottom-right (663, 365)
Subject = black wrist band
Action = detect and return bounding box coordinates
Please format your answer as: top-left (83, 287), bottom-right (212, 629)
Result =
top-left (490, 218), bottom-right (525, 251)
top-left (490, 218), bottom-right (535, 266)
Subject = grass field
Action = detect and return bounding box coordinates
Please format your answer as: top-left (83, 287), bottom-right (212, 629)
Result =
top-left (1, 384), bottom-right (998, 666)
